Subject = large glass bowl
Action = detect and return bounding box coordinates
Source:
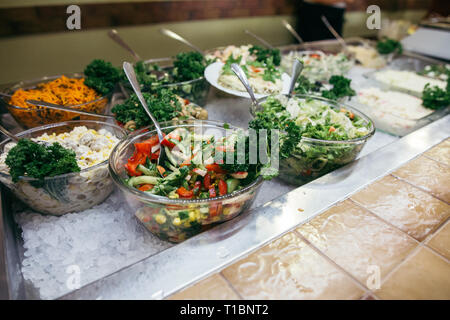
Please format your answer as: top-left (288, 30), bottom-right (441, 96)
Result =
top-left (1, 73), bottom-right (109, 129)
top-left (121, 57), bottom-right (211, 107)
top-left (0, 120), bottom-right (126, 215)
top-left (250, 94), bottom-right (375, 185)
top-left (108, 120), bottom-right (264, 243)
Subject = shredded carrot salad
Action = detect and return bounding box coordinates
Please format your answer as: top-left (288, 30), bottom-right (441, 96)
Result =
top-left (10, 76), bottom-right (101, 109)
top-left (7, 76), bottom-right (107, 129)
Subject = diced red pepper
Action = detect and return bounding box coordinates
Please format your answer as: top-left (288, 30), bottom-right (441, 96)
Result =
top-left (135, 142), bottom-right (152, 156)
top-left (177, 187), bottom-right (194, 199)
top-left (208, 186), bottom-right (216, 198)
top-left (218, 179), bottom-right (227, 196)
top-left (157, 165), bottom-right (166, 176)
top-left (205, 163), bottom-right (226, 174)
top-left (328, 126), bottom-right (336, 133)
top-left (150, 150), bottom-right (160, 160)
top-left (138, 184), bottom-right (154, 192)
top-left (125, 152), bottom-right (147, 176)
top-left (209, 203), bottom-right (222, 217)
top-left (203, 173), bottom-right (211, 189)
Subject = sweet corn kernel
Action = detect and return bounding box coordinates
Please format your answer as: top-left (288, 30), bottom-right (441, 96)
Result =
top-left (173, 217), bottom-right (181, 226)
top-left (155, 214), bottom-right (167, 224)
top-left (188, 211), bottom-right (196, 222)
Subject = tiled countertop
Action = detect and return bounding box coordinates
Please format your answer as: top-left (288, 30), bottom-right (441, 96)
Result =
top-left (168, 139), bottom-right (450, 300)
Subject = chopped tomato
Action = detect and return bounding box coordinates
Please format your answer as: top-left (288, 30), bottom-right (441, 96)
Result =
top-left (203, 174), bottom-right (211, 189)
top-left (138, 184), bottom-right (154, 192)
top-left (150, 150), bottom-right (160, 160)
top-left (205, 163), bottom-right (226, 174)
top-left (184, 99), bottom-right (190, 105)
top-left (310, 53), bottom-right (321, 59)
top-left (348, 112), bottom-right (354, 120)
top-left (218, 179), bottom-right (227, 196)
top-left (215, 145), bottom-right (234, 152)
top-left (177, 187), bottom-right (194, 199)
top-left (208, 186), bottom-right (217, 198)
top-left (193, 181), bottom-right (202, 194)
top-left (142, 135), bottom-right (160, 147)
top-left (180, 155), bottom-right (194, 167)
top-left (329, 126), bottom-right (336, 133)
top-left (250, 65), bottom-right (262, 73)
top-left (134, 142), bottom-right (152, 156)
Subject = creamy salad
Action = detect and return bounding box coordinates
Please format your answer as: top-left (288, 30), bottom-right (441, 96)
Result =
top-left (206, 45), bottom-right (254, 64)
top-left (218, 66), bottom-right (283, 94)
top-left (347, 45), bottom-right (386, 69)
top-left (355, 88), bottom-right (433, 135)
top-left (281, 51), bottom-right (354, 82)
top-left (374, 70), bottom-right (447, 96)
top-left (0, 126), bottom-right (121, 215)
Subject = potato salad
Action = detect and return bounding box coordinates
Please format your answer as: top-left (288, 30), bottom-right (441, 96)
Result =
top-left (0, 126), bottom-right (121, 215)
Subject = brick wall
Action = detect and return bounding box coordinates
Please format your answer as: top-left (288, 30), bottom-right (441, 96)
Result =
top-left (0, 0), bottom-right (438, 37)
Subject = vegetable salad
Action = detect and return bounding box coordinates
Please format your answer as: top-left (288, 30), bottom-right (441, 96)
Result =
top-left (123, 126), bottom-right (263, 242)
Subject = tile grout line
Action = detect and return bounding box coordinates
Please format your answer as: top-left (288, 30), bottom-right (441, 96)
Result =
top-left (422, 154), bottom-right (450, 168)
top-left (218, 272), bottom-right (245, 300)
top-left (292, 229), bottom-right (373, 298)
top-left (390, 173), bottom-right (450, 206)
top-left (349, 198), bottom-right (450, 271)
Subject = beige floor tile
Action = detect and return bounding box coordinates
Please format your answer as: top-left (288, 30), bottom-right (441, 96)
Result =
top-left (426, 220), bottom-right (450, 260)
top-left (222, 232), bottom-right (364, 300)
top-left (351, 175), bottom-right (450, 241)
top-left (393, 155), bottom-right (450, 203)
top-left (168, 274), bottom-right (240, 300)
top-left (424, 139), bottom-right (450, 166)
top-left (376, 247), bottom-right (450, 300)
top-left (297, 200), bottom-right (417, 285)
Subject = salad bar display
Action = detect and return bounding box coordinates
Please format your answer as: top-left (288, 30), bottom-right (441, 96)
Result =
top-left (0, 35), bottom-right (449, 300)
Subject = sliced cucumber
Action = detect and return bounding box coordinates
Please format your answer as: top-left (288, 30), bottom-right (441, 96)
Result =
top-left (137, 164), bottom-right (158, 176)
top-left (128, 176), bottom-right (161, 187)
top-left (226, 178), bottom-right (240, 193)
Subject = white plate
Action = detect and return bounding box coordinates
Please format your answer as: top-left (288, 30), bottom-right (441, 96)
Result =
top-left (204, 61), bottom-right (291, 99)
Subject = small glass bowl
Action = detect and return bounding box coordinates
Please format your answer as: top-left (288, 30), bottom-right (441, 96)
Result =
top-left (0, 120), bottom-right (126, 215)
top-left (122, 57), bottom-right (211, 107)
top-left (1, 73), bottom-right (109, 129)
top-left (250, 94), bottom-right (375, 185)
top-left (108, 120), bottom-right (263, 243)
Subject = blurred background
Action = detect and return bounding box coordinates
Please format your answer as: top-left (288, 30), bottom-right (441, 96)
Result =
top-left (0, 0), bottom-right (448, 83)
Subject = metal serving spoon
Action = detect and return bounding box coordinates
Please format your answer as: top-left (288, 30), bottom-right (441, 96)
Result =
top-left (320, 15), bottom-right (348, 53)
top-left (244, 29), bottom-right (274, 49)
top-left (281, 20), bottom-right (304, 44)
top-left (230, 63), bottom-right (260, 111)
top-left (0, 124), bottom-right (19, 142)
top-left (160, 28), bottom-right (204, 56)
top-left (25, 100), bottom-right (115, 120)
top-left (108, 29), bottom-right (141, 62)
top-left (122, 61), bottom-right (166, 174)
top-left (108, 29), bottom-right (166, 81)
top-left (288, 59), bottom-right (304, 97)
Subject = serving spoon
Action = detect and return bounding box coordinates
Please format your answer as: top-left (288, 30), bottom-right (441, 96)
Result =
top-left (281, 20), bottom-right (304, 44)
top-left (230, 63), bottom-right (260, 112)
top-left (320, 15), bottom-right (349, 53)
top-left (244, 29), bottom-right (274, 49)
top-left (160, 28), bottom-right (204, 56)
top-left (288, 59), bottom-right (304, 97)
top-left (122, 61), bottom-right (167, 175)
top-left (0, 124), bottom-right (19, 142)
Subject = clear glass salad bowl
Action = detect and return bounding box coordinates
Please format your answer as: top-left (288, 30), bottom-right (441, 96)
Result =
top-left (108, 120), bottom-right (264, 243)
top-left (250, 94), bottom-right (375, 185)
top-left (0, 73), bottom-right (109, 129)
top-left (121, 57), bottom-right (211, 107)
top-left (0, 120), bottom-right (126, 215)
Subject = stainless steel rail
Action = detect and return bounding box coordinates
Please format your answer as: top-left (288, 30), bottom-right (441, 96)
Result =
top-left (60, 115), bottom-right (450, 300)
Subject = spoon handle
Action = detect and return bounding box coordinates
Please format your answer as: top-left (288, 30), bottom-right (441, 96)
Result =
top-left (244, 30), bottom-right (274, 49)
top-left (122, 62), bottom-right (164, 142)
top-left (230, 63), bottom-right (259, 107)
top-left (288, 59), bottom-right (304, 97)
top-left (0, 124), bottom-right (19, 142)
top-left (26, 100), bottom-right (115, 120)
top-left (160, 28), bottom-right (204, 56)
top-left (281, 20), bottom-right (304, 44)
top-left (108, 29), bottom-right (141, 62)
top-left (320, 15), bottom-right (348, 51)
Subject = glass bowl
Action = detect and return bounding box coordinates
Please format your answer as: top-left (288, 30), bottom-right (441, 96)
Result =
top-left (1, 73), bottom-right (109, 129)
top-left (108, 120), bottom-right (264, 243)
top-left (0, 120), bottom-right (126, 215)
top-left (250, 94), bottom-right (375, 185)
top-left (121, 57), bottom-right (211, 107)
